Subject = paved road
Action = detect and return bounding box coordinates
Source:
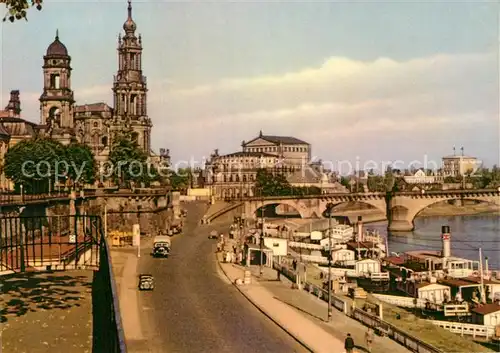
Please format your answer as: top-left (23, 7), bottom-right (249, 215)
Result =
top-left (133, 202), bottom-right (307, 353)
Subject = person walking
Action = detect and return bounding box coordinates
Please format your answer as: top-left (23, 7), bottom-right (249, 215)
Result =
top-left (365, 328), bottom-right (374, 352)
top-left (344, 333), bottom-right (355, 353)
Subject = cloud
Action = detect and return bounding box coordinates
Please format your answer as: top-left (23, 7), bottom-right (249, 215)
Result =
top-left (12, 52), bottom-right (499, 167)
top-left (149, 52), bottom-right (498, 166)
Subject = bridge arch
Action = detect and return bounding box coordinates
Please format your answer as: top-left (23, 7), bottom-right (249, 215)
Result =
top-left (389, 194), bottom-right (500, 232)
top-left (249, 199), bottom-right (309, 219)
top-left (321, 200), bottom-right (386, 217)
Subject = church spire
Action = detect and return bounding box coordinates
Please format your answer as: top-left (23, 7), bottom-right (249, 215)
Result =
top-left (55, 29), bottom-right (59, 40)
top-left (123, 0), bottom-right (137, 34)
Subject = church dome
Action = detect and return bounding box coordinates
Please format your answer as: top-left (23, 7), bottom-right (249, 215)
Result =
top-left (46, 31), bottom-right (68, 56)
top-left (123, 0), bottom-right (136, 33)
top-left (123, 17), bottom-right (137, 33)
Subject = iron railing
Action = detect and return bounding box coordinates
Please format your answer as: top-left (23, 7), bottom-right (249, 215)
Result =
top-left (0, 215), bottom-right (127, 353)
top-left (93, 228), bottom-right (127, 353)
top-left (0, 215), bottom-right (100, 273)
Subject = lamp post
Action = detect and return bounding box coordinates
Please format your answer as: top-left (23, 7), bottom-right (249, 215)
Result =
top-left (260, 187), bottom-right (264, 276)
top-left (327, 204), bottom-right (333, 322)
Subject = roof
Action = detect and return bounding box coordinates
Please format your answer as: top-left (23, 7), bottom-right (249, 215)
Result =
top-left (287, 168), bottom-right (323, 183)
top-left (384, 256), bottom-right (405, 266)
top-left (0, 117), bottom-right (38, 136)
top-left (244, 132), bottom-right (309, 146)
top-left (346, 241), bottom-right (379, 250)
top-left (153, 236), bottom-right (171, 244)
top-left (471, 303), bottom-right (500, 315)
top-left (461, 276), bottom-right (500, 285)
top-left (74, 102), bottom-right (112, 113)
top-left (442, 155), bottom-right (476, 160)
top-left (0, 123), bottom-right (10, 139)
top-left (46, 33), bottom-right (68, 57)
top-left (438, 278), bottom-right (481, 288)
top-left (416, 282), bottom-right (449, 290)
top-left (220, 151), bottom-right (276, 158)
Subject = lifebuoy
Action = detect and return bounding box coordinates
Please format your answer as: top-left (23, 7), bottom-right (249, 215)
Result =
top-left (472, 270), bottom-right (479, 277)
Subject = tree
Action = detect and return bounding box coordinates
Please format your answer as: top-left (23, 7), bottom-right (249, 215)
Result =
top-left (367, 175), bottom-right (385, 192)
top-left (339, 176), bottom-right (350, 189)
top-left (108, 131), bottom-right (156, 188)
top-left (65, 142), bottom-right (96, 186)
top-left (169, 168), bottom-right (190, 191)
top-left (1, 0), bottom-right (43, 22)
top-left (255, 169), bottom-right (291, 196)
top-left (3, 138), bottom-right (66, 193)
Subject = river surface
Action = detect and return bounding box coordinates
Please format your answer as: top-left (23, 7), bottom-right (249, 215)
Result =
top-left (366, 214), bottom-right (500, 270)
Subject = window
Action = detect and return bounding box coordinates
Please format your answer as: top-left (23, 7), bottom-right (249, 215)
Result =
top-left (48, 106), bottom-right (60, 123)
top-left (93, 122), bottom-right (98, 128)
top-left (101, 136), bottom-right (108, 146)
top-left (130, 94), bottom-right (137, 115)
top-left (50, 74), bottom-right (61, 89)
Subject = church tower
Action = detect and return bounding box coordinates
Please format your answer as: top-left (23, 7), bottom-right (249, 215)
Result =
top-left (111, 0), bottom-right (152, 152)
top-left (40, 30), bottom-right (75, 136)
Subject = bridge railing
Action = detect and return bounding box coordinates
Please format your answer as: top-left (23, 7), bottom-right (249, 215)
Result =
top-left (238, 188), bottom-right (500, 201)
top-left (0, 215), bottom-right (127, 353)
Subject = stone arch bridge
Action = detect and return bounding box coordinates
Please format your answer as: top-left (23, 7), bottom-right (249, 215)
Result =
top-left (241, 189), bottom-right (500, 232)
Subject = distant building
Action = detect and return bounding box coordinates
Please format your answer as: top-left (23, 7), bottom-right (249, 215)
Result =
top-left (241, 130), bottom-right (311, 167)
top-left (0, 90), bottom-right (40, 190)
top-left (403, 169), bottom-right (438, 184)
top-left (442, 155), bottom-right (479, 177)
top-left (205, 132), bottom-right (318, 200)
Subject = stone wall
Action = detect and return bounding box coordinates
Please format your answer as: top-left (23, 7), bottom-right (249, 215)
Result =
top-left (0, 191), bottom-right (177, 237)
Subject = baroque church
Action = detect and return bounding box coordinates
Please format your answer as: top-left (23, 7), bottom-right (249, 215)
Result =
top-left (0, 0), bottom-right (169, 190)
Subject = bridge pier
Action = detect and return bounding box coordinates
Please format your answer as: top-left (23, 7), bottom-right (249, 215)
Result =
top-left (387, 219), bottom-right (414, 232)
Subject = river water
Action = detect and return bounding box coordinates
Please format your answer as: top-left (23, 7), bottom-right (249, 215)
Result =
top-left (366, 214), bottom-right (500, 270)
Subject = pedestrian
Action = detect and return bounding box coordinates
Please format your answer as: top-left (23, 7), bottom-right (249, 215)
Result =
top-left (365, 328), bottom-right (374, 352)
top-left (344, 333), bottom-right (355, 353)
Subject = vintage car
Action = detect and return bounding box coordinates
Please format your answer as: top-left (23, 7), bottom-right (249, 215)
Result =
top-left (208, 230), bottom-right (218, 239)
top-left (152, 235), bottom-right (171, 258)
top-left (170, 219), bottom-right (183, 234)
top-left (138, 274), bottom-right (154, 291)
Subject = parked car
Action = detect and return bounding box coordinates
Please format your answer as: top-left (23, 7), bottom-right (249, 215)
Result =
top-left (138, 274), bottom-right (154, 291)
top-left (348, 287), bottom-right (367, 299)
top-left (208, 230), bottom-right (218, 239)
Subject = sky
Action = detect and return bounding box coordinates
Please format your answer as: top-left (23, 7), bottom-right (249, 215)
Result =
top-left (0, 0), bottom-right (499, 173)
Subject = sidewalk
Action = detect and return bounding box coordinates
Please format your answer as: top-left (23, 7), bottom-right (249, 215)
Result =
top-left (217, 256), bottom-right (344, 353)
top-left (250, 266), bottom-right (410, 353)
top-left (110, 247), bottom-right (146, 352)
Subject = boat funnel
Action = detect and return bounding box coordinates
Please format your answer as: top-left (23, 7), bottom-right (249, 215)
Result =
top-left (357, 216), bottom-right (363, 242)
top-left (441, 225), bottom-right (451, 258)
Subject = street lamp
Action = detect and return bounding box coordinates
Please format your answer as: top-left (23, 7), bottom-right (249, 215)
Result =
top-left (327, 203), bottom-right (333, 322)
top-left (260, 187), bottom-right (264, 276)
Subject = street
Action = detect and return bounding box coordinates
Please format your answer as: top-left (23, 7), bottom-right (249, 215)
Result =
top-left (133, 202), bottom-right (307, 353)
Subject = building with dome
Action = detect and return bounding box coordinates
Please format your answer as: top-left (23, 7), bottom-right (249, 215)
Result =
top-left (40, 0), bottom-right (159, 164)
top-left (204, 131), bottom-right (345, 200)
top-left (0, 0), bottom-right (170, 189)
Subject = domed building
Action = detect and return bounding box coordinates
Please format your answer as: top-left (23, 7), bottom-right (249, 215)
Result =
top-left (0, 0), bottom-right (170, 189)
top-left (36, 0), bottom-right (165, 165)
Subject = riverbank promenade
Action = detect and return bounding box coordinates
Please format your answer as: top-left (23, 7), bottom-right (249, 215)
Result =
top-left (217, 253), bottom-right (410, 353)
top-left (1, 270), bottom-right (93, 353)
